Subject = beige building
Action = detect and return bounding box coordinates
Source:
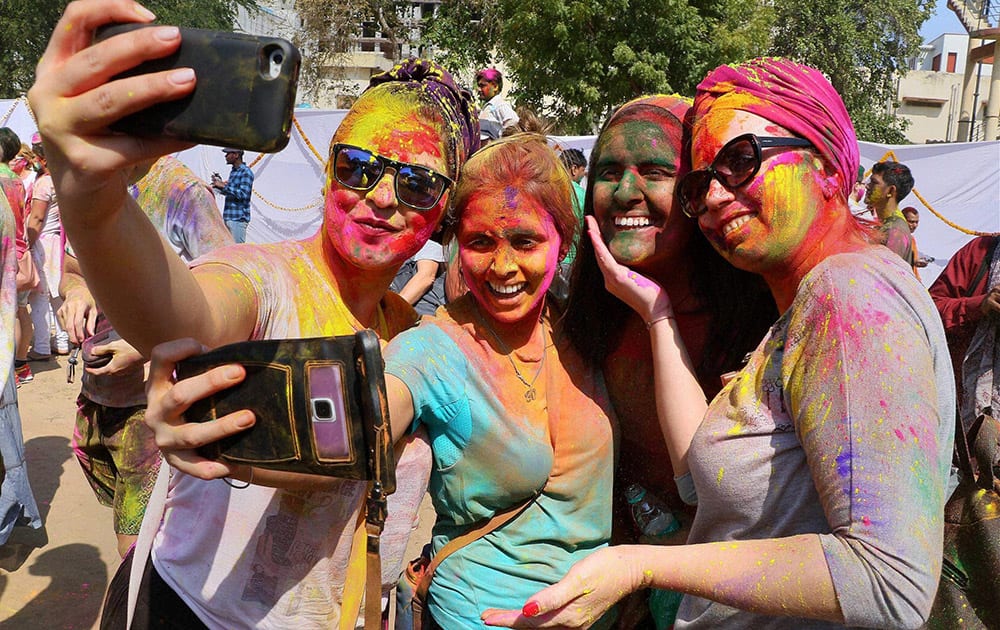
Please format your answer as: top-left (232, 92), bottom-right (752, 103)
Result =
top-left (897, 33), bottom-right (991, 142)
top-left (236, 0), bottom-right (443, 109)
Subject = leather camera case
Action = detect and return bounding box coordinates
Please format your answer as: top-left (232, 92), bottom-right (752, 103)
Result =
top-left (176, 331), bottom-right (395, 490)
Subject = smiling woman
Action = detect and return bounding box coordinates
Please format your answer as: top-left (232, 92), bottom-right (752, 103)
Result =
top-left (26, 2), bottom-right (479, 627)
top-left (382, 133), bottom-right (617, 629)
top-left (484, 59), bottom-right (955, 630)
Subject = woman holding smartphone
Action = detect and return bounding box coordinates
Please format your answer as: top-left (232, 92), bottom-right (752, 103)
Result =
top-left (28, 2), bottom-right (477, 627)
top-left (484, 58), bottom-right (954, 630)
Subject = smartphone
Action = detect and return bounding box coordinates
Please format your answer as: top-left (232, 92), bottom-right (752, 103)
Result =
top-left (93, 24), bottom-right (300, 153)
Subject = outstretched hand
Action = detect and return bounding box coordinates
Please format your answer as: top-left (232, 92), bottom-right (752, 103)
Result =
top-left (145, 338), bottom-right (255, 480)
top-left (585, 216), bottom-right (674, 324)
top-left (480, 547), bottom-right (645, 629)
top-left (28, 0), bottom-right (195, 222)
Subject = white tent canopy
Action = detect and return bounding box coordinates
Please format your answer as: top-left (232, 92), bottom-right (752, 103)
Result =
top-left (3, 97), bottom-right (998, 285)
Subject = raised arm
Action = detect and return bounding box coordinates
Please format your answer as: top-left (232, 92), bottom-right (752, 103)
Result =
top-left (28, 0), bottom-right (254, 354)
top-left (584, 216), bottom-right (706, 476)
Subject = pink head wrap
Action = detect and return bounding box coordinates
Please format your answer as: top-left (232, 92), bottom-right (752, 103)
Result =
top-left (692, 58), bottom-right (859, 199)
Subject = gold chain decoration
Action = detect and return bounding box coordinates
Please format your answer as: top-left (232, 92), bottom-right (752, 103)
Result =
top-left (252, 188), bottom-right (323, 212)
top-left (292, 115), bottom-right (328, 166)
top-left (872, 150), bottom-right (999, 237)
top-left (0, 99), bottom-right (20, 127)
top-left (913, 187), bottom-right (999, 237)
top-left (0, 95), bottom-right (36, 129)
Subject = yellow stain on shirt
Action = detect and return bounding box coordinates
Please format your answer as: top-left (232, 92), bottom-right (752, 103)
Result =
top-left (717, 468), bottom-right (725, 485)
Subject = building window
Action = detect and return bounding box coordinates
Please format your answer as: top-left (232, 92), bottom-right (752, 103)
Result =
top-left (932, 54), bottom-right (941, 71)
top-left (947, 52), bottom-right (957, 73)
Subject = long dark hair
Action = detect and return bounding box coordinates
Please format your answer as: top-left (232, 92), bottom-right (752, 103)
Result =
top-left (562, 104), bottom-right (777, 387)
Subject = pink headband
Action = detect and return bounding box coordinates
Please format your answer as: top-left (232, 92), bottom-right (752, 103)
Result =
top-left (693, 58), bottom-right (859, 199)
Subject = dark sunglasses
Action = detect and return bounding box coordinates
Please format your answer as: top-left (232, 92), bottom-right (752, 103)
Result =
top-left (677, 134), bottom-right (813, 218)
top-left (331, 144), bottom-right (453, 211)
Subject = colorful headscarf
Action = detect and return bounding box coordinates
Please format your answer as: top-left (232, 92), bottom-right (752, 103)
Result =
top-left (367, 58), bottom-right (480, 177)
top-left (601, 94), bottom-right (692, 171)
top-left (692, 58), bottom-right (859, 199)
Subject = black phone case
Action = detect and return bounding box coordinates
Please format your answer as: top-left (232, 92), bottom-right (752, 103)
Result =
top-left (176, 331), bottom-right (395, 491)
top-left (94, 24), bottom-right (300, 153)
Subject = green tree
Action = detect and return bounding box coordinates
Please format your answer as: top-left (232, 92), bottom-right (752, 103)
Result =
top-left (422, 0), bottom-right (773, 133)
top-left (769, 0), bottom-right (934, 143)
top-left (0, 0), bottom-right (261, 99)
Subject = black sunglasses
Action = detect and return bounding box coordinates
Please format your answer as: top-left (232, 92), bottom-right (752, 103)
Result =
top-left (331, 144), bottom-right (454, 211)
top-left (677, 134), bottom-right (813, 218)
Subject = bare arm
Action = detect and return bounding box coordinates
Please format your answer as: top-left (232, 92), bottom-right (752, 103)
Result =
top-left (585, 216), bottom-right (705, 476)
top-left (26, 197), bottom-right (46, 247)
top-left (397, 259), bottom-right (441, 305)
top-left (482, 535), bottom-right (840, 627)
top-left (29, 0), bottom-right (255, 355)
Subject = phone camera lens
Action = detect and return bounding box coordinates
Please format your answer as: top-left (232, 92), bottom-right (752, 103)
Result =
top-left (272, 52), bottom-right (284, 65)
top-left (312, 399), bottom-right (334, 421)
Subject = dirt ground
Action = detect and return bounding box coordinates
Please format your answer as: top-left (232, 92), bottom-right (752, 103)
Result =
top-left (0, 355), bottom-right (434, 629)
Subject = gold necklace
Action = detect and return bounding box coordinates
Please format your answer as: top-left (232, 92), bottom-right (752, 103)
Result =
top-left (475, 309), bottom-right (548, 403)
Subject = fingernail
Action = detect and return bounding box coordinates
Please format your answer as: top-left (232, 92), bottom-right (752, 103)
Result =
top-left (169, 68), bottom-right (195, 85)
top-left (235, 412), bottom-right (254, 428)
top-left (522, 601), bottom-right (540, 617)
top-left (134, 3), bottom-right (156, 20)
top-left (154, 26), bottom-right (180, 41)
top-left (223, 365), bottom-right (242, 380)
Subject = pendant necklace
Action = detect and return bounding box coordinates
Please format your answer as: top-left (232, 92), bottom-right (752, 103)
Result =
top-left (475, 309), bottom-right (547, 403)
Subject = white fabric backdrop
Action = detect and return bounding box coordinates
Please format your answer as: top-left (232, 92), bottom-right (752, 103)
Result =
top-left (4, 97), bottom-right (997, 285)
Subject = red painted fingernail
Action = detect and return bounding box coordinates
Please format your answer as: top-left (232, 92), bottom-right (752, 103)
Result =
top-left (522, 601), bottom-right (540, 617)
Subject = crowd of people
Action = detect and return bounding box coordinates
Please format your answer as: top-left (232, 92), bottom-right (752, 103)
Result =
top-left (1, 1), bottom-right (995, 628)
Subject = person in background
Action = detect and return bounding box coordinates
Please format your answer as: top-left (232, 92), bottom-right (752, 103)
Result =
top-left (866, 160), bottom-right (916, 271)
top-left (25, 139), bottom-right (70, 357)
top-left (0, 129), bottom-right (34, 386)
top-left (28, 3), bottom-right (477, 624)
top-left (0, 182), bottom-right (42, 549)
top-left (390, 235), bottom-right (447, 317)
top-left (486, 57), bottom-right (954, 630)
top-left (476, 68), bottom-right (519, 132)
top-left (902, 206), bottom-right (932, 269)
top-left (58, 155), bottom-right (234, 558)
top-left (211, 148), bottom-right (253, 243)
top-left (929, 235), bottom-right (999, 430)
top-left (559, 148), bottom-right (587, 218)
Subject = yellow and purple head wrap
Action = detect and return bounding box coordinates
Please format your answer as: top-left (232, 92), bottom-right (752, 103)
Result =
top-left (692, 58), bottom-right (859, 199)
top-left (367, 58), bottom-right (481, 177)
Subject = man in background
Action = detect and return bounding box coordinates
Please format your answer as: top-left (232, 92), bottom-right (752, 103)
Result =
top-left (866, 160), bottom-right (916, 271)
top-left (211, 148), bottom-right (254, 243)
top-left (902, 206), bottom-right (933, 269)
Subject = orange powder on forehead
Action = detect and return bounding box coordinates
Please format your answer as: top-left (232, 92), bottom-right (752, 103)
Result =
top-left (334, 92), bottom-right (446, 161)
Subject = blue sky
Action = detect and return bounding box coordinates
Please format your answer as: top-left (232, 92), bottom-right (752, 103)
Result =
top-left (920, 0), bottom-right (966, 40)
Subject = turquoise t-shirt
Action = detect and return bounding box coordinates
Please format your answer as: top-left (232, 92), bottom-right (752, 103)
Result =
top-left (385, 298), bottom-right (616, 628)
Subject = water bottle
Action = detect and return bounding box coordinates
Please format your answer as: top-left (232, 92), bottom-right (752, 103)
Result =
top-left (625, 485), bottom-right (684, 629)
top-left (625, 483), bottom-right (681, 538)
